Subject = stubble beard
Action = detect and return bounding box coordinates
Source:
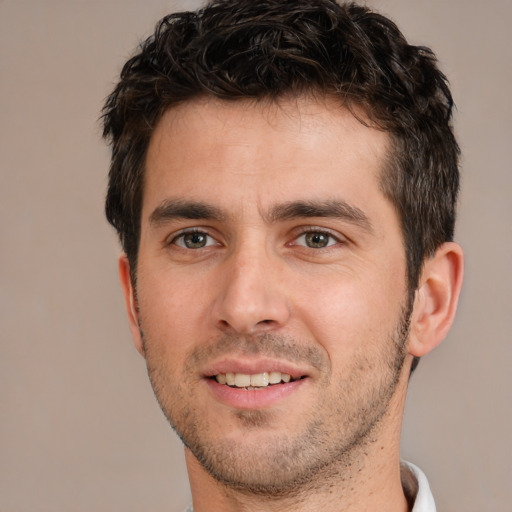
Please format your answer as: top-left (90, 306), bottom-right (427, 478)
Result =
top-left (142, 302), bottom-right (411, 499)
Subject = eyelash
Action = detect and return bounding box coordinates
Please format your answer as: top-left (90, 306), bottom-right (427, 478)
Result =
top-left (291, 228), bottom-right (345, 249)
top-left (167, 227), bottom-right (345, 251)
top-left (168, 228), bottom-right (218, 249)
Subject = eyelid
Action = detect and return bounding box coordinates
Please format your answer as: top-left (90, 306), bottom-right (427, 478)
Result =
top-left (166, 227), bottom-right (219, 248)
top-left (164, 225), bottom-right (347, 249)
top-left (290, 226), bottom-right (347, 248)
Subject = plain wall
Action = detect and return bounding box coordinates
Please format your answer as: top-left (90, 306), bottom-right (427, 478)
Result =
top-left (1, 1), bottom-right (510, 511)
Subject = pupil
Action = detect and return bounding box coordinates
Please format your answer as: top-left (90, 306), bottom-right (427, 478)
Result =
top-left (185, 233), bottom-right (206, 248)
top-left (306, 232), bottom-right (328, 248)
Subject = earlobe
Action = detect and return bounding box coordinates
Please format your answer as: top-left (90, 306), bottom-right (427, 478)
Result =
top-left (408, 242), bottom-right (464, 358)
top-left (118, 254), bottom-right (145, 357)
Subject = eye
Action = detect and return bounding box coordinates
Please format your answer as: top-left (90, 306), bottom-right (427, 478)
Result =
top-left (172, 230), bottom-right (217, 249)
top-left (295, 230), bottom-right (339, 249)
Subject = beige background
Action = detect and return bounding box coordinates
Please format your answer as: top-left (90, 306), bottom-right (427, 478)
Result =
top-left (1, 0), bottom-right (510, 511)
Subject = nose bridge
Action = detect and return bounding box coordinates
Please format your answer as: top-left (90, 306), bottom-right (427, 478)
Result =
top-left (213, 236), bottom-right (289, 334)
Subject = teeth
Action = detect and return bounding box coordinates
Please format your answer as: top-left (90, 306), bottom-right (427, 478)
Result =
top-left (234, 373), bottom-right (251, 387)
top-left (251, 372), bottom-right (269, 387)
top-left (215, 371), bottom-right (293, 388)
top-left (269, 371), bottom-right (282, 384)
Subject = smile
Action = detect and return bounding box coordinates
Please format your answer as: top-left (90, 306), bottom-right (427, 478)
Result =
top-left (214, 371), bottom-right (296, 388)
top-left (204, 359), bottom-right (311, 407)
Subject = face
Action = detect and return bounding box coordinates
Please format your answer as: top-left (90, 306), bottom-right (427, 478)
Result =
top-left (125, 97), bottom-right (412, 494)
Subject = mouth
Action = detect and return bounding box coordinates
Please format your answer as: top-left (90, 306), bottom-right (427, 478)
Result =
top-left (204, 363), bottom-right (310, 409)
top-left (212, 371), bottom-right (305, 390)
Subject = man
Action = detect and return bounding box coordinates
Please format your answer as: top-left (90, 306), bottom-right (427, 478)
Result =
top-left (102, 1), bottom-right (464, 510)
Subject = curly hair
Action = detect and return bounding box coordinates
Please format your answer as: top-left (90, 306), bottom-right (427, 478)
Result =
top-left (103, 0), bottom-right (459, 299)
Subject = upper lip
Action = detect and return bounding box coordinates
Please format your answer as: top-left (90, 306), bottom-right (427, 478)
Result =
top-left (202, 357), bottom-right (310, 380)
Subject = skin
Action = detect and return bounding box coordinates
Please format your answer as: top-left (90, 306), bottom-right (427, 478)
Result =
top-left (119, 96), bottom-right (464, 512)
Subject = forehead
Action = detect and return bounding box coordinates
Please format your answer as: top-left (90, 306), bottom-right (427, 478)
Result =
top-left (143, 96), bottom-right (390, 221)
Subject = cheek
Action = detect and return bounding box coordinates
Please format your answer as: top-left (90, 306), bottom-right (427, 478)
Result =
top-left (136, 270), bottom-right (210, 354)
top-left (292, 264), bottom-right (405, 355)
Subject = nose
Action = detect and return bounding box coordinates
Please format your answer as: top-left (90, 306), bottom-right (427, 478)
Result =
top-left (212, 244), bottom-right (291, 335)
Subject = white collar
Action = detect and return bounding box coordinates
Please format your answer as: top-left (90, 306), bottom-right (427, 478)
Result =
top-left (402, 460), bottom-right (437, 512)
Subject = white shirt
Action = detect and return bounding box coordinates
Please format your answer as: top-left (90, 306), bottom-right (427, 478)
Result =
top-left (403, 461), bottom-right (437, 512)
top-left (182, 460), bottom-right (436, 512)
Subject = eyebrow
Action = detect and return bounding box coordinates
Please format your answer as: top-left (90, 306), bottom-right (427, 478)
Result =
top-left (149, 198), bottom-right (372, 233)
top-left (267, 200), bottom-right (373, 232)
top-left (149, 199), bottom-right (226, 225)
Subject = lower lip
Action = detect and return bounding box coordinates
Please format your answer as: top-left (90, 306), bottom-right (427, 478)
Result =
top-left (205, 378), bottom-right (307, 409)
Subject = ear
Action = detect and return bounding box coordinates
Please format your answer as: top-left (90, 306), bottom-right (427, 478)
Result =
top-left (118, 254), bottom-right (145, 357)
top-left (408, 242), bottom-right (464, 358)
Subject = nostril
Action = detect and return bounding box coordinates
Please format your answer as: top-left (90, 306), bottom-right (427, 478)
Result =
top-left (255, 319), bottom-right (278, 328)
